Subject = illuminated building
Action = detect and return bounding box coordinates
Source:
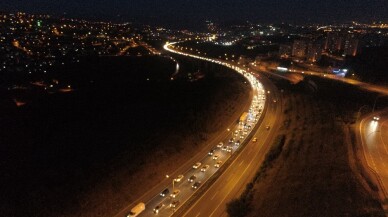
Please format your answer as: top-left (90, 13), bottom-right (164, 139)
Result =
top-left (343, 35), bottom-right (359, 56)
top-left (292, 40), bottom-right (307, 58)
top-left (279, 44), bottom-right (292, 58)
top-left (306, 42), bottom-right (322, 62)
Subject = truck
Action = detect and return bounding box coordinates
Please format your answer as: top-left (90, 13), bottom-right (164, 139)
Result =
top-left (127, 202), bottom-right (145, 217)
top-left (239, 112), bottom-right (249, 124)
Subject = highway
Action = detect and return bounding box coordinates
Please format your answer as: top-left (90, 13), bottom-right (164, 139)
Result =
top-left (115, 43), bottom-right (281, 217)
top-left (359, 109), bottom-right (388, 201)
top-left (257, 65), bottom-right (388, 96)
top-left (179, 73), bottom-right (281, 217)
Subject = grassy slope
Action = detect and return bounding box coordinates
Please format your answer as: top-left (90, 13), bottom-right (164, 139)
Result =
top-left (246, 80), bottom-right (384, 217)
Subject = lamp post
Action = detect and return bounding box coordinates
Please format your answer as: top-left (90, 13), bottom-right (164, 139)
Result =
top-left (357, 105), bottom-right (369, 122)
top-left (372, 95), bottom-right (383, 113)
top-left (166, 175), bottom-right (176, 192)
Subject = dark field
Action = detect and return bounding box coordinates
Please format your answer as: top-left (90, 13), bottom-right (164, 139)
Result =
top-left (228, 77), bottom-right (386, 217)
top-left (0, 56), bottom-right (250, 217)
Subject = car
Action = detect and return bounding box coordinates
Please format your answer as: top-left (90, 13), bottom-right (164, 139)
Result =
top-left (212, 154), bottom-right (219, 160)
top-left (170, 189), bottom-right (180, 198)
top-left (229, 138), bottom-right (235, 143)
top-left (193, 162), bottom-right (201, 169)
top-left (252, 137), bottom-right (257, 143)
top-left (192, 181), bottom-right (202, 189)
top-left (227, 147), bottom-right (233, 153)
top-left (215, 161), bottom-right (222, 168)
top-left (188, 175), bottom-right (197, 183)
top-left (174, 175), bottom-right (184, 182)
top-left (235, 140), bottom-right (241, 146)
top-left (217, 142), bottom-right (223, 148)
top-left (373, 116), bottom-right (380, 121)
top-left (208, 149), bottom-right (215, 156)
top-left (266, 125), bottom-right (270, 130)
top-left (201, 165), bottom-right (210, 172)
top-left (170, 200), bottom-right (180, 208)
top-left (240, 135), bottom-right (244, 139)
top-left (153, 203), bottom-right (165, 214)
top-left (160, 188), bottom-right (169, 197)
top-left (222, 145), bottom-right (229, 151)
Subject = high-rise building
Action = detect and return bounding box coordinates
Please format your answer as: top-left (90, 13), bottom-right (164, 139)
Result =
top-left (292, 40), bottom-right (307, 58)
top-left (343, 35), bottom-right (359, 56)
top-left (325, 33), bottom-right (343, 52)
top-left (307, 42), bottom-right (323, 62)
top-left (279, 44), bottom-right (292, 58)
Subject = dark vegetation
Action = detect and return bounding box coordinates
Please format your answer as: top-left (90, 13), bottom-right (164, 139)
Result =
top-left (345, 46), bottom-right (388, 85)
top-left (0, 55), bottom-right (250, 217)
top-left (179, 41), bottom-right (278, 59)
top-left (227, 76), bottom-right (387, 217)
top-left (227, 135), bottom-right (286, 217)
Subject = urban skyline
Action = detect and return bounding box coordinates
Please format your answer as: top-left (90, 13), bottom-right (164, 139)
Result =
top-left (1, 0), bottom-right (388, 28)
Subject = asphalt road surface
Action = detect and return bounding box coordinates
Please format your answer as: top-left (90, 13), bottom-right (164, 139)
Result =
top-left (178, 70), bottom-right (281, 217)
top-left (115, 43), bottom-right (282, 217)
top-left (359, 109), bottom-right (388, 199)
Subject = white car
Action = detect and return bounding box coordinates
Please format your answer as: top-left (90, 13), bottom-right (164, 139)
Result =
top-left (217, 142), bottom-right (223, 148)
top-left (174, 175), bottom-right (184, 182)
top-left (212, 154), bottom-right (219, 160)
top-left (201, 165), bottom-right (210, 172)
top-left (193, 162), bottom-right (201, 169)
top-left (215, 161), bottom-right (222, 168)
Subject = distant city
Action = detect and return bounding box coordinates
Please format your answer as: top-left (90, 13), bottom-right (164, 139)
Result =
top-left (1, 10), bottom-right (388, 217)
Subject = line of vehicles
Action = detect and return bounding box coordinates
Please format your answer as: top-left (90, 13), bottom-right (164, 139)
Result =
top-left (123, 43), bottom-right (268, 217)
top-left (126, 94), bottom-right (266, 217)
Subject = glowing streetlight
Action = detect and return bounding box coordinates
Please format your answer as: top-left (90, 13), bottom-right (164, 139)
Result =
top-left (166, 174), bottom-right (176, 191)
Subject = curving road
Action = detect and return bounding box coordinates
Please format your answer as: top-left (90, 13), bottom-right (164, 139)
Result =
top-left (178, 74), bottom-right (281, 217)
top-left (359, 109), bottom-right (388, 201)
top-left (115, 43), bottom-right (282, 217)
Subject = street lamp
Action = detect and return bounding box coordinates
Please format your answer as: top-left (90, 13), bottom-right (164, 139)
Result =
top-left (166, 174), bottom-right (176, 191)
top-left (372, 95), bottom-right (384, 112)
top-left (356, 105), bottom-right (369, 121)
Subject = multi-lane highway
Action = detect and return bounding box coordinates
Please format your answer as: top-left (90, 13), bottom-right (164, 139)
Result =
top-left (359, 109), bottom-right (388, 200)
top-left (115, 43), bottom-right (281, 217)
top-left (179, 74), bottom-right (281, 217)
top-left (256, 65), bottom-right (388, 96)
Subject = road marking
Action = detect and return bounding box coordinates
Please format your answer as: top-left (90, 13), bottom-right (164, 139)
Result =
top-left (209, 159), bottom-right (252, 217)
top-left (210, 190), bottom-right (219, 200)
top-left (239, 161), bottom-right (244, 167)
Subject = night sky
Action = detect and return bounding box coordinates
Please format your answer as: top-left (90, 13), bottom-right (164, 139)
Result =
top-left (2, 0), bottom-right (388, 27)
